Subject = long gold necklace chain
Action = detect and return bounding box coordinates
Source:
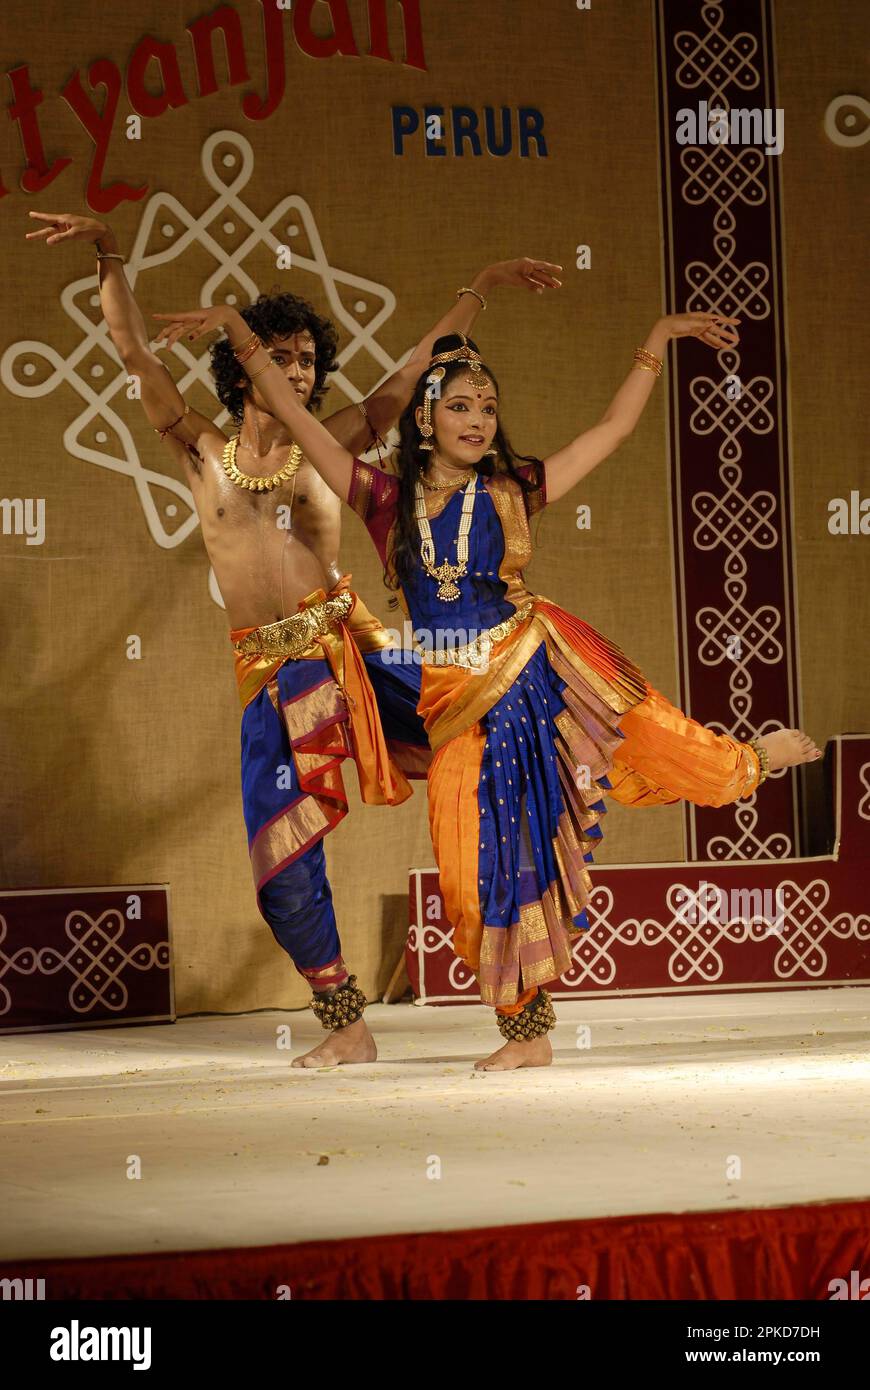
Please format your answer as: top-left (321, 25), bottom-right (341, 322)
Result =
top-left (278, 469), bottom-right (299, 622)
top-left (414, 475), bottom-right (477, 602)
top-left (221, 433), bottom-right (303, 492)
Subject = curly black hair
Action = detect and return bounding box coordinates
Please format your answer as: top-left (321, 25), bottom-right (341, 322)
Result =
top-left (210, 290), bottom-right (339, 423)
top-left (386, 334), bottom-right (543, 595)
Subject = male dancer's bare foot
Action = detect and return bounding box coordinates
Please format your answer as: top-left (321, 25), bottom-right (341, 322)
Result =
top-left (474, 1035), bottom-right (553, 1071)
top-left (756, 729), bottom-right (822, 772)
top-left (291, 1018), bottom-right (377, 1068)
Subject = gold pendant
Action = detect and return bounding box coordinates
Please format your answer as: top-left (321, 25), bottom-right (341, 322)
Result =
top-left (436, 576), bottom-right (461, 602)
top-left (425, 558), bottom-right (464, 602)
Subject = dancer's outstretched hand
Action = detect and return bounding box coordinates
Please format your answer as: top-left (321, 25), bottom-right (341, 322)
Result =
top-left (25, 211), bottom-right (109, 245)
top-left (478, 257), bottom-right (563, 295)
top-left (152, 306), bottom-right (239, 351)
top-left (663, 310), bottom-right (740, 349)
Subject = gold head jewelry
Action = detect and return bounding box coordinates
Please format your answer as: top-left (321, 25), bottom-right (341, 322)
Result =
top-left (428, 333), bottom-right (492, 393)
top-left (221, 434), bottom-right (303, 492)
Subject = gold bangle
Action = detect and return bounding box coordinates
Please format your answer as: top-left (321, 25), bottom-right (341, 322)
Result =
top-left (633, 347), bottom-right (663, 377)
top-left (234, 336), bottom-right (262, 365)
top-left (247, 360), bottom-right (276, 380)
top-left (633, 361), bottom-right (661, 376)
top-left (96, 252), bottom-right (125, 262)
top-left (634, 346), bottom-right (663, 367)
top-left (233, 331), bottom-right (261, 361)
top-left (457, 286), bottom-right (487, 310)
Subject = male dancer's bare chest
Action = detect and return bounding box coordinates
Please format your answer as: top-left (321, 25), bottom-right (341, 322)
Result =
top-left (193, 455), bottom-right (339, 563)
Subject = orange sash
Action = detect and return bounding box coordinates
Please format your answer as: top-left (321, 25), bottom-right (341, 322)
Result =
top-left (231, 577), bottom-right (411, 809)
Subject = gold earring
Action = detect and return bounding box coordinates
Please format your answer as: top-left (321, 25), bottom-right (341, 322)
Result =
top-left (484, 445), bottom-right (498, 458)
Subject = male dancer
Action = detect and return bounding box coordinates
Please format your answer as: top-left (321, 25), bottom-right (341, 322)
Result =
top-left (27, 208), bottom-right (561, 1066)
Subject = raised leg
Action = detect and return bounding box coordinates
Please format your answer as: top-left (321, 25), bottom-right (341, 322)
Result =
top-left (607, 686), bottom-right (821, 809)
top-left (756, 728), bottom-right (822, 772)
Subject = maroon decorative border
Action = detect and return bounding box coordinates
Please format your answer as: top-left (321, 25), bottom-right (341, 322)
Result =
top-left (654, 0), bottom-right (802, 859)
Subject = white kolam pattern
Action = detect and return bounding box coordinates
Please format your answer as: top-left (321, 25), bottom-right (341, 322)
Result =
top-left (1, 131), bottom-right (407, 605)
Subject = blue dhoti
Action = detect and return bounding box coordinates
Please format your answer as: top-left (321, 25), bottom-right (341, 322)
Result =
top-left (232, 584), bottom-right (427, 989)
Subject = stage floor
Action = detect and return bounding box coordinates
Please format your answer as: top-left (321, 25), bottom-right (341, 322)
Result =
top-left (1, 989), bottom-right (869, 1262)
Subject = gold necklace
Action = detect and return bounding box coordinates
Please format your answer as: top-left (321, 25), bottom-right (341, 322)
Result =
top-left (421, 469), bottom-right (474, 492)
top-left (414, 476), bottom-right (477, 602)
top-left (221, 433), bottom-right (303, 492)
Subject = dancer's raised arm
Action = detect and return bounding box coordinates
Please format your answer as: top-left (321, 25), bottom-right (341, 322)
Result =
top-left (154, 305), bottom-right (359, 500)
top-left (403, 257), bottom-right (562, 371)
top-left (26, 212), bottom-right (221, 469)
top-left (316, 256), bottom-right (563, 454)
top-left (541, 312), bottom-right (739, 504)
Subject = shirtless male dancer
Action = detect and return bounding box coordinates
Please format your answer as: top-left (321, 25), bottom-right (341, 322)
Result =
top-left (27, 208), bottom-right (562, 1067)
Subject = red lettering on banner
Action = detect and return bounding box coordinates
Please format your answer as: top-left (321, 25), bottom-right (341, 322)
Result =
top-left (127, 36), bottom-right (189, 118)
top-left (6, 65), bottom-right (71, 195)
top-left (293, 0), bottom-right (359, 61)
top-left (242, 0), bottom-right (286, 121)
top-left (61, 59), bottom-right (147, 213)
top-left (187, 4), bottom-right (251, 98)
top-left (2, 0), bottom-right (430, 207)
top-left (366, 0), bottom-right (426, 71)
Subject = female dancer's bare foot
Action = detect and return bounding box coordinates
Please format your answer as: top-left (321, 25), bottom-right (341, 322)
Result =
top-left (757, 729), bottom-right (822, 771)
top-left (474, 1035), bottom-right (553, 1071)
top-left (291, 1018), bottom-right (377, 1068)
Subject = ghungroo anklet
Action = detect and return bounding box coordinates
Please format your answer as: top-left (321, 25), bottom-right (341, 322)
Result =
top-left (310, 975), bottom-right (367, 1030)
top-left (496, 988), bottom-right (557, 1042)
top-left (748, 738), bottom-right (770, 786)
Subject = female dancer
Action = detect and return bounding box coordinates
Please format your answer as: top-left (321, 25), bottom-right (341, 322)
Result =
top-left (153, 304), bottom-right (822, 1070)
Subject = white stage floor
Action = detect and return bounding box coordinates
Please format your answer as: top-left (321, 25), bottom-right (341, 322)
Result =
top-left (2, 989), bottom-right (869, 1261)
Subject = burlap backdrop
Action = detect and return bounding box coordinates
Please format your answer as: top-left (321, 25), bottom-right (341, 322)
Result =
top-left (1, 1), bottom-right (866, 1013)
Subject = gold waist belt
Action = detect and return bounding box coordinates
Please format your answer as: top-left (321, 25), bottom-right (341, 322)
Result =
top-left (232, 590), bottom-right (354, 660)
top-left (419, 601), bottom-right (535, 669)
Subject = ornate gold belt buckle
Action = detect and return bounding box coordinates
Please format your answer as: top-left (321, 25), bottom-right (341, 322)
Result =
top-left (233, 592), bottom-right (352, 661)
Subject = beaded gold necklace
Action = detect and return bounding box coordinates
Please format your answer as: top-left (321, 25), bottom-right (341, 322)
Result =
top-left (221, 434), bottom-right (303, 492)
